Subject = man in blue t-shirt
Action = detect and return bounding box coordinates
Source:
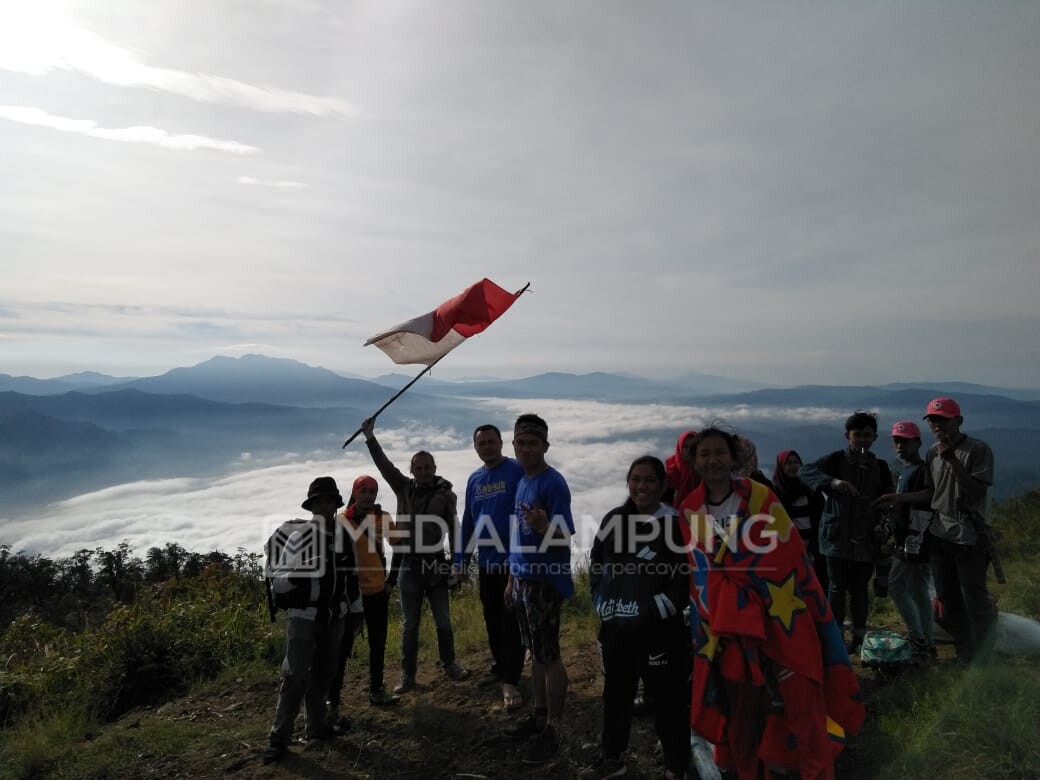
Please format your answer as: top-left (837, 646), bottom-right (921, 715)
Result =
top-left (502, 413), bottom-right (574, 766)
top-left (454, 424), bottom-right (526, 710)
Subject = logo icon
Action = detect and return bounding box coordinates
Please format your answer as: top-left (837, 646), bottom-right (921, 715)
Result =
top-left (265, 519), bottom-right (327, 578)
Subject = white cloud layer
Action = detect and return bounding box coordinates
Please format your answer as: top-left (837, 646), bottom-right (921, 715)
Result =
top-left (0, 105), bottom-right (259, 154)
top-left (0, 401), bottom-right (850, 560)
top-left (0, 3), bottom-right (363, 117)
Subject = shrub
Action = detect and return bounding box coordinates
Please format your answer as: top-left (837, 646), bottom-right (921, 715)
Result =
top-left (0, 566), bottom-right (271, 728)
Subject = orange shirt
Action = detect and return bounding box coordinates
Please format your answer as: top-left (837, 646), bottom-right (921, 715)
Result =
top-left (339, 506), bottom-right (389, 596)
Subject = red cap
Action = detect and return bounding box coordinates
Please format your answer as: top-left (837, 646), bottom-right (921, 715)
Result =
top-left (352, 474), bottom-right (378, 497)
top-left (923, 397), bottom-right (961, 420)
top-left (890, 420), bottom-right (921, 439)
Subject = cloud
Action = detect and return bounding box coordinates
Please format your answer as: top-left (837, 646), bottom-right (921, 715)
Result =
top-left (237, 176), bottom-right (308, 189)
top-left (0, 300), bottom-right (354, 339)
top-left (0, 3), bottom-right (364, 118)
top-left (0, 105), bottom-right (259, 154)
top-left (0, 402), bottom-right (852, 559)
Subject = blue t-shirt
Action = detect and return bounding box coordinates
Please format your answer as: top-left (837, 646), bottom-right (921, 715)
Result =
top-left (455, 457), bottom-right (524, 571)
top-left (508, 466), bottom-right (574, 598)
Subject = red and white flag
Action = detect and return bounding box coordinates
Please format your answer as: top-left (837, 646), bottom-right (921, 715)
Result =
top-left (364, 278), bottom-right (526, 365)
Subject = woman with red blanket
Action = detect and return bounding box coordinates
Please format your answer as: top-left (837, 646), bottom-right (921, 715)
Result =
top-left (679, 427), bottom-right (864, 780)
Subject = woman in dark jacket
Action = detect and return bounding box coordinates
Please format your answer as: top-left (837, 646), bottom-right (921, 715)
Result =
top-left (587, 456), bottom-right (690, 780)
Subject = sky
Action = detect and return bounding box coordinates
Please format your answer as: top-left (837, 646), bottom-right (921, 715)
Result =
top-left (2, 1), bottom-right (1039, 387)
top-left (2, 396), bottom-right (850, 557)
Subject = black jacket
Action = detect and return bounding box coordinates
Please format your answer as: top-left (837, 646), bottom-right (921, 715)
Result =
top-left (590, 499), bottom-right (689, 634)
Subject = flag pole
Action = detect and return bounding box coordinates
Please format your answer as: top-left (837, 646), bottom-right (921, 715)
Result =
top-left (342, 282), bottom-right (531, 449)
top-left (341, 354), bottom-right (447, 449)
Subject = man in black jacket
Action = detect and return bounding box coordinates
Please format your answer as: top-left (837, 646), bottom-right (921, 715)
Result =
top-left (361, 417), bottom-right (470, 693)
top-left (799, 411), bottom-right (893, 654)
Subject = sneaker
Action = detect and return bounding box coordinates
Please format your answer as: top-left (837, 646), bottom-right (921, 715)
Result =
top-left (444, 662), bottom-right (471, 681)
top-left (522, 724), bottom-right (559, 765)
top-left (580, 755), bottom-right (627, 779)
top-left (394, 675), bottom-right (415, 694)
top-left (262, 743), bottom-right (287, 765)
top-left (369, 688), bottom-right (400, 706)
top-left (503, 712), bottom-right (546, 739)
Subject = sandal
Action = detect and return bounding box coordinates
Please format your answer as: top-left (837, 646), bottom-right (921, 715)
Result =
top-left (502, 684), bottom-right (524, 711)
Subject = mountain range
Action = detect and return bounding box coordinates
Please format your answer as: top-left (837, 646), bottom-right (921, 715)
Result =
top-left (2, 354), bottom-right (1039, 515)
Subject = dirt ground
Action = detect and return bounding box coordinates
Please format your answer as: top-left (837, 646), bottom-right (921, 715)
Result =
top-left (104, 627), bottom-right (904, 780)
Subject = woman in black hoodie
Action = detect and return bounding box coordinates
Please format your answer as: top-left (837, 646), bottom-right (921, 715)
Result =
top-left (586, 456), bottom-right (691, 780)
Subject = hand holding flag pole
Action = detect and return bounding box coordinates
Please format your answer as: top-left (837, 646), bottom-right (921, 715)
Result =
top-left (342, 279), bottom-right (530, 448)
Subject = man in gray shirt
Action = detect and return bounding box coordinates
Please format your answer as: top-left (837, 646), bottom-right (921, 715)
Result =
top-left (877, 397), bottom-right (997, 664)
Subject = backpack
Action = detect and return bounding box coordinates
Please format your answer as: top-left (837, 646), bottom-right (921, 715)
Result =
top-left (263, 517), bottom-right (330, 621)
top-left (860, 630), bottom-right (912, 673)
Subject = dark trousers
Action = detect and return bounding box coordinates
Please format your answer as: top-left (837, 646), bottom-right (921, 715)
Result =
top-left (330, 589), bottom-right (391, 704)
top-left (930, 535), bottom-right (998, 663)
top-left (399, 564), bottom-right (454, 676)
top-left (599, 618), bottom-right (691, 775)
top-left (478, 567), bottom-right (524, 685)
top-left (826, 557), bottom-right (874, 636)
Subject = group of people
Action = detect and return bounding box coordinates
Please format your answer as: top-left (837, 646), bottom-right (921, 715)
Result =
top-left (260, 396), bottom-right (999, 780)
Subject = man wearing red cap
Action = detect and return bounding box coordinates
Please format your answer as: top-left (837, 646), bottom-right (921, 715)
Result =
top-left (878, 398), bottom-right (997, 664)
top-left (879, 421), bottom-right (936, 661)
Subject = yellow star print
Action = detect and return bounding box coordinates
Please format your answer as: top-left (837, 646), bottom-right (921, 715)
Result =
top-left (766, 572), bottom-right (807, 633)
top-left (697, 621), bottom-right (720, 661)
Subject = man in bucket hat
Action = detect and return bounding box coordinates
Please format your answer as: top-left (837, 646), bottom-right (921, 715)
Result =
top-left (263, 477), bottom-right (362, 764)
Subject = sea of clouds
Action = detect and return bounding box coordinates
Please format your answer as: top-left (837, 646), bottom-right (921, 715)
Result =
top-left (0, 398), bottom-right (848, 560)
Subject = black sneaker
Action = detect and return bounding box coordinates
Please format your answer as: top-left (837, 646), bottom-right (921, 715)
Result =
top-left (521, 724), bottom-right (559, 765)
top-left (444, 662), bottom-right (471, 681)
top-left (394, 675), bottom-right (416, 694)
top-left (503, 712), bottom-right (546, 739)
top-left (262, 743), bottom-right (287, 765)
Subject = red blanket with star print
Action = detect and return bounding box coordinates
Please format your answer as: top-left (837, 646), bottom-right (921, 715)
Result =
top-left (680, 478), bottom-right (865, 764)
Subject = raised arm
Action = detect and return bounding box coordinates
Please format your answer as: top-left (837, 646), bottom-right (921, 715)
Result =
top-left (361, 417), bottom-right (410, 495)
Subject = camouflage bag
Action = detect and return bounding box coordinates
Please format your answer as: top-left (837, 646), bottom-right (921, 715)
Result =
top-left (860, 629), bottom-right (912, 671)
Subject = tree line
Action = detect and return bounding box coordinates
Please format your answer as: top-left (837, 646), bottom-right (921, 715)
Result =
top-left (0, 542), bottom-right (264, 632)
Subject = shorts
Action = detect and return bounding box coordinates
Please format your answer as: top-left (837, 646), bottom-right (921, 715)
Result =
top-left (512, 576), bottom-right (564, 663)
